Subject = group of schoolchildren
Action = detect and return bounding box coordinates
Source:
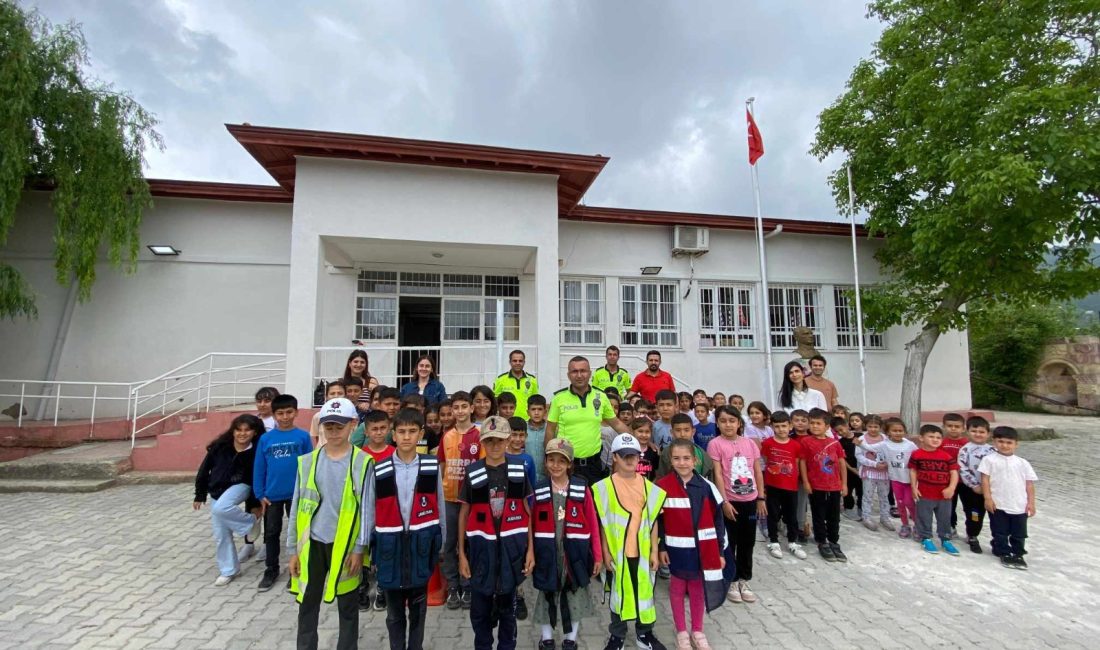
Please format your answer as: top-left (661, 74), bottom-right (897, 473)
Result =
top-left (194, 370), bottom-right (1039, 650)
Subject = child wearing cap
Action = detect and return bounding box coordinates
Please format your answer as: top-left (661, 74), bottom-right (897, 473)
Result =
top-left (458, 416), bottom-right (535, 650)
top-left (591, 433), bottom-right (668, 650)
top-left (287, 398), bottom-right (371, 650)
top-left (531, 438), bottom-right (603, 650)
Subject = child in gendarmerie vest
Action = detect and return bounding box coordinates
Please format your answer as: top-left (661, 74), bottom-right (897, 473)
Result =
top-left (506, 416), bottom-right (537, 622)
top-left (253, 393), bottom-right (313, 591)
top-left (592, 433), bottom-right (668, 650)
top-left (362, 408), bottom-right (446, 650)
top-left (957, 416), bottom-right (995, 553)
top-left (799, 408), bottom-right (848, 563)
top-left (531, 438), bottom-right (602, 650)
top-left (193, 413), bottom-right (265, 585)
top-left (909, 424), bottom-right (961, 556)
top-left (287, 398), bottom-right (371, 650)
top-left (657, 439), bottom-right (729, 650)
top-left (980, 426), bottom-right (1038, 570)
top-left (458, 416), bottom-right (535, 650)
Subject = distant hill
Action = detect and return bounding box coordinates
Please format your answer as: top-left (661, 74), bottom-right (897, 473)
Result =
top-left (1047, 242), bottom-right (1100, 316)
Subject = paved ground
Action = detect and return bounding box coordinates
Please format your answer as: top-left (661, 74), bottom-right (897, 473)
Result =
top-left (1, 412), bottom-right (1096, 650)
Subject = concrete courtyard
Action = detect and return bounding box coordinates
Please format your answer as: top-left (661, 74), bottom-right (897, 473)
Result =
top-left (0, 412), bottom-right (1096, 649)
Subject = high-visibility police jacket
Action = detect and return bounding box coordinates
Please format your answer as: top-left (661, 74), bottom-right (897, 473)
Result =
top-left (532, 476), bottom-right (595, 592)
top-left (656, 471), bottom-right (728, 612)
top-left (493, 371), bottom-right (539, 420)
top-left (289, 448), bottom-right (371, 604)
top-left (464, 459), bottom-right (531, 595)
top-left (371, 454), bottom-right (443, 590)
top-left (591, 475), bottom-right (666, 624)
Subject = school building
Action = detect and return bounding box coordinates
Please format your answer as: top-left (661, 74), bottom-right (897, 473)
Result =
top-left (0, 124), bottom-right (972, 420)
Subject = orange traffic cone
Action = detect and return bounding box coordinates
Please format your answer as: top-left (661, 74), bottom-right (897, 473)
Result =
top-left (427, 564), bottom-right (447, 607)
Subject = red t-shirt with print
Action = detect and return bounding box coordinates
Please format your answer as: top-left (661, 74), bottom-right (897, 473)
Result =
top-left (939, 436), bottom-right (967, 463)
top-left (799, 435), bottom-right (845, 492)
top-left (908, 448), bottom-right (958, 500)
top-left (761, 437), bottom-right (802, 492)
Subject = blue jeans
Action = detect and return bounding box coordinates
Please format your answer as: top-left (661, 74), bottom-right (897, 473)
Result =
top-left (211, 483), bottom-right (256, 576)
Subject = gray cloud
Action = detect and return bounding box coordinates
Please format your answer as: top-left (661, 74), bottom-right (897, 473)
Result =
top-left (30, 0), bottom-right (882, 221)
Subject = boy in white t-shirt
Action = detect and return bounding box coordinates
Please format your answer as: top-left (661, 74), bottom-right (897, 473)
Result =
top-left (978, 427), bottom-right (1037, 570)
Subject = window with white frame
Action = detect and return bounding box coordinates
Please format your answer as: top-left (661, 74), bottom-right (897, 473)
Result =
top-left (559, 278), bottom-right (604, 345)
top-left (443, 299), bottom-right (482, 341)
top-left (833, 286), bottom-right (885, 349)
top-left (621, 280), bottom-right (680, 347)
top-left (767, 285), bottom-right (823, 348)
top-left (355, 271), bottom-right (398, 340)
top-left (484, 298), bottom-right (520, 341)
top-left (699, 283), bottom-right (756, 348)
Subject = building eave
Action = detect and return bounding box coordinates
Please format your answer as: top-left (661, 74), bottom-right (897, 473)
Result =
top-left (564, 205), bottom-right (871, 238)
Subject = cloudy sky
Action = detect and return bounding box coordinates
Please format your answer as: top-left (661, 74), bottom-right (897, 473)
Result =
top-left (31, 0), bottom-right (883, 221)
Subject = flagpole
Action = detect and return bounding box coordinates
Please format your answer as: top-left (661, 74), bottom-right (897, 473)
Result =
top-left (747, 98), bottom-right (776, 408)
top-left (847, 165), bottom-right (868, 413)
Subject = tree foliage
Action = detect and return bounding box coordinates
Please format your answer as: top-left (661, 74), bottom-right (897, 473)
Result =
top-left (811, 0), bottom-right (1099, 421)
top-left (0, 2), bottom-right (161, 318)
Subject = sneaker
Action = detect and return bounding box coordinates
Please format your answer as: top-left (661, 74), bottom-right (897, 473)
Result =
top-left (738, 580), bottom-right (757, 603)
top-left (214, 572), bottom-right (238, 587)
top-left (675, 631), bottom-right (691, 650)
top-left (516, 594), bottom-right (528, 620)
top-left (890, 506), bottom-right (900, 518)
top-left (359, 586), bottom-right (372, 611)
top-left (1014, 556), bottom-right (1028, 570)
top-left (562, 641), bottom-right (578, 650)
top-left (539, 640), bottom-right (556, 650)
top-left (726, 583), bottom-right (742, 603)
top-left (237, 542), bottom-right (255, 564)
top-left (636, 631), bottom-right (666, 650)
top-left (862, 518), bottom-right (879, 531)
top-left (1000, 554), bottom-right (1017, 569)
top-left (767, 542), bottom-right (783, 559)
top-left (690, 632), bottom-right (712, 649)
top-left (898, 525), bottom-right (912, 539)
top-left (258, 568), bottom-right (278, 591)
top-left (842, 508), bottom-right (860, 521)
top-left (657, 565), bottom-right (670, 580)
top-left (602, 636), bottom-right (625, 650)
top-left (879, 518), bottom-right (896, 532)
top-left (941, 539), bottom-right (960, 555)
top-left (372, 590), bottom-right (386, 611)
top-left (460, 588), bottom-right (472, 609)
top-left (788, 542), bottom-right (808, 560)
top-left (819, 543), bottom-right (836, 562)
top-left (967, 537), bottom-right (983, 554)
top-left (445, 587), bottom-right (460, 610)
top-left (921, 538), bottom-right (939, 554)
top-left (829, 543), bottom-right (848, 563)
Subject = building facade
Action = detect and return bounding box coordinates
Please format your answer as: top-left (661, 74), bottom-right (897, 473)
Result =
top-left (0, 125), bottom-right (972, 416)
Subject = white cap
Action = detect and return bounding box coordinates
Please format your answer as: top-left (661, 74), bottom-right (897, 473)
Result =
top-left (318, 398), bottom-right (357, 425)
top-left (611, 433), bottom-right (642, 456)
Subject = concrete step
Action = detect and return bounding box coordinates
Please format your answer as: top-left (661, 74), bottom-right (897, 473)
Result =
top-left (0, 477), bottom-right (117, 493)
top-left (0, 441), bottom-right (132, 480)
top-left (116, 471), bottom-right (193, 485)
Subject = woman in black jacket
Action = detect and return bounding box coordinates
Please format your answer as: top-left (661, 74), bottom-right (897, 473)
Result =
top-left (193, 414), bottom-right (265, 586)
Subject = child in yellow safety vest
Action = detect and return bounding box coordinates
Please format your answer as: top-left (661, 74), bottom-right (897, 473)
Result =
top-left (592, 433), bottom-right (667, 650)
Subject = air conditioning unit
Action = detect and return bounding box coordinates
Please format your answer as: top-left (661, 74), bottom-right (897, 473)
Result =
top-left (672, 225), bottom-right (709, 255)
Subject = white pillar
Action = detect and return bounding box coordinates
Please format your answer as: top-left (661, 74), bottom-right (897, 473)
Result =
top-left (285, 226), bottom-right (323, 401)
top-left (535, 246), bottom-right (561, 390)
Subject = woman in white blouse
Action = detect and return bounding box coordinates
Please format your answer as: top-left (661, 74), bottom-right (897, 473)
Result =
top-left (777, 360), bottom-right (829, 413)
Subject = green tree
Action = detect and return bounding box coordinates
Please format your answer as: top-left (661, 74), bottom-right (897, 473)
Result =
top-left (811, 0), bottom-right (1099, 430)
top-left (0, 2), bottom-right (161, 318)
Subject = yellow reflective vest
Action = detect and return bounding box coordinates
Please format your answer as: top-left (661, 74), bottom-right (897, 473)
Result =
top-left (289, 447), bottom-right (372, 604)
top-left (592, 475), bottom-right (666, 624)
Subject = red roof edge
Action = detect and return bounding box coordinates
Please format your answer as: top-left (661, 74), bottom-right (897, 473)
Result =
top-left (147, 178), bottom-right (292, 203)
top-left (564, 205), bottom-right (870, 237)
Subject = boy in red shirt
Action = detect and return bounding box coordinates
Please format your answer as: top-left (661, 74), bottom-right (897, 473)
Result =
top-left (910, 424), bottom-right (960, 555)
top-left (761, 412), bottom-right (806, 560)
top-left (940, 413), bottom-right (967, 535)
top-left (799, 409), bottom-right (848, 563)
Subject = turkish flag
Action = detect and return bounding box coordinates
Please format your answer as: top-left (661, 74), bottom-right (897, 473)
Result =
top-left (747, 109), bottom-right (764, 165)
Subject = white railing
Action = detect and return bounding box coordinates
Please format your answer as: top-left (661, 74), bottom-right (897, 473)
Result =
top-left (314, 344), bottom-right (538, 394)
top-left (556, 352), bottom-right (693, 392)
top-left (0, 379), bottom-right (135, 428)
top-left (129, 353), bottom-right (286, 444)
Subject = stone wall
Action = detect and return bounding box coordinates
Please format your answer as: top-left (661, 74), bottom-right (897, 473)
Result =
top-left (1025, 336), bottom-right (1100, 414)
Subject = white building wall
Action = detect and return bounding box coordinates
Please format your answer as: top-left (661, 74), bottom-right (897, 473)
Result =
top-left (557, 220), bottom-right (972, 412)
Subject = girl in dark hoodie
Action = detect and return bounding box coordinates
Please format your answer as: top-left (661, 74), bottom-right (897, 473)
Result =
top-left (193, 414), bottom-right (265, 585)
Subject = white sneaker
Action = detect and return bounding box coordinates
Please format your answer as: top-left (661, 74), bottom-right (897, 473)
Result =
top-left (726, 583), bottom-right (742, 603)
top-left (214, 573), bottom-right (238, 587)
top-left (738, 580), bottom-right (757, 603)
top-left (788, 542), bottom-right (808, 560)
top-left (767, 542), bottom-right (783, 559)
top-left (238, 542), bottom-right (255, 564)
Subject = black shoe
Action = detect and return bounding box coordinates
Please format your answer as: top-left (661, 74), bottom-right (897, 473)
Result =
top-left (1000, 554), bottom-right (1016, 568)
top-left (445, 587), bottom-right (461, 610)
top-left (515, 594), bottom-right (528, 620)
top-left (818, 543), bottom-right (836, 562)
top-left (602, 636), bottom-right (625, 650)
top-left (562, 641), bottom-right (577, 650)
top-left (636, 631), bottom-right (667, 650)
top-left (258, 568), bottom-right (278, 591)
top-left (1015, 556), bottom-right (1028, 570)
top-left (968, 537), bottom-right (982, 554)
top-left (890, 506), bottom-right (900, 518)
top-left (358, 586), bottom-right (371, 611)
top-left (460, 588), bottom-right (472, 609)
top-left (372, 590), bottom-right (386, 611)
top-left (538, 640), bottom-right (556, 650)
top-left (830, 543), bottom-right (848, 563)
